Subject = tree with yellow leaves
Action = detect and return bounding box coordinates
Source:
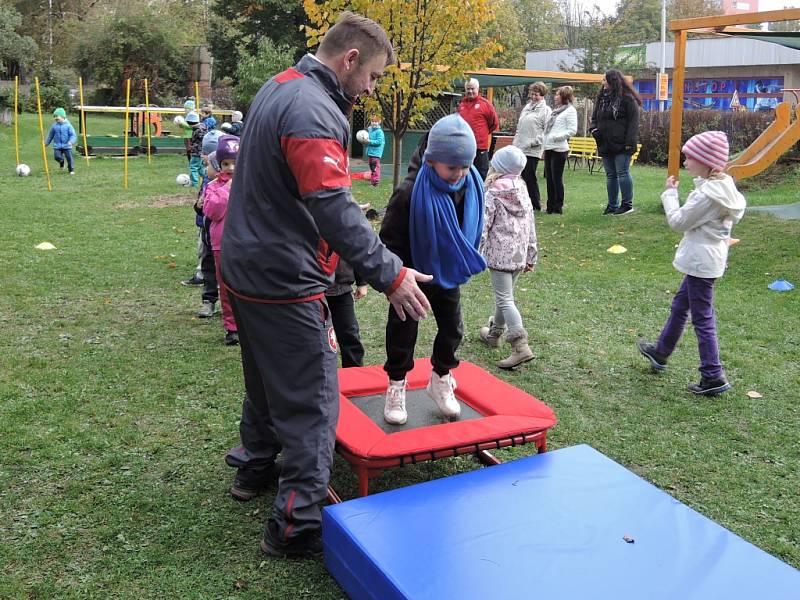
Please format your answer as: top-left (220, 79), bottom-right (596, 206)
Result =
top-left (304, 0), bottom-right (501, 186)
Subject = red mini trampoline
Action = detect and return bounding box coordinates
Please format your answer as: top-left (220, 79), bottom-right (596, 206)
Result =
top-left (333, 359), bottom-right (557, 497)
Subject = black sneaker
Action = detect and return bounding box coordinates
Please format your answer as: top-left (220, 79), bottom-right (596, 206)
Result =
top-left (229, 462), bottom-right (282, 501)
top-left (260, 519), bottom-right (323, 558)
top-left (614, 205), bottom-right (635, 215)
top-left (688, 375), bottom-right (731, 396)
top-left (638, 341), bottom-right (667, 371)
top-left (181, 275), bottom-right (204, 286)
top-left (603, 206), bottom-right (617, 215)
top-left (224, 330), bottom-right (239, 346)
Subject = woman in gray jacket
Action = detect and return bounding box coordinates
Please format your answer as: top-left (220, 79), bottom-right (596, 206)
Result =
top-left (513, 82), bottom-right (552, 211)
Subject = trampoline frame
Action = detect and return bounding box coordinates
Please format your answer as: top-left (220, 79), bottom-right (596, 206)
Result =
top-left (328, 359), bottom-right (555, 501)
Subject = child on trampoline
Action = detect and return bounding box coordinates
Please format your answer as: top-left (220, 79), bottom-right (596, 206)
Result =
top-left (379, 114), bottom-right (486, 425)
top-left (478, 145), bottom-right (538, 369)
top-left (638, 131), bottom-right (746, 396)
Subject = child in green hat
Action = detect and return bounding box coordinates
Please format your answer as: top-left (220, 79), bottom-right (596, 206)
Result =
top-left (45, 108), bottom-right (77, 175)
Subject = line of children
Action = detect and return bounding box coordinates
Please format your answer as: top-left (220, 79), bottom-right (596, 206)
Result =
top-left (45, 108), bottom-right (77, 175)
top-left (379, 114), bottom-right (487, 425)
top-left (479, 145), bottom-right (538, 369)
top-left (638, 131), bottom-right (745, 396)
top-left (202, 135), bottom-right (240, 346)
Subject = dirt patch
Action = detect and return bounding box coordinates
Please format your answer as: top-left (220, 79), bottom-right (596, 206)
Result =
top-left (115, 194), bottom-right (194, 209)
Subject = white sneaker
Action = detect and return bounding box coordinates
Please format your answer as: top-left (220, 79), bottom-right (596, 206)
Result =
top-left (384, 379), bottom-right (408, 425)
top-left (426, 372), bottom-right (460, 419)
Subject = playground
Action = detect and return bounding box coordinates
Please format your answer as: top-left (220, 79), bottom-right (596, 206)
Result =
top-left (2, 106), bottom-right (799, 597)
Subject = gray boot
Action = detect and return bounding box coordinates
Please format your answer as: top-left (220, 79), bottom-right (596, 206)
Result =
top-left (479, 316), bottom-right (505, 348)
top-left (497, 330), bottom-right (534, 369)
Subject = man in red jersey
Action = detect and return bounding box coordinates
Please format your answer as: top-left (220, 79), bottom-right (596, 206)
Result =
top-left (457, 78), bottom-right (499, 179)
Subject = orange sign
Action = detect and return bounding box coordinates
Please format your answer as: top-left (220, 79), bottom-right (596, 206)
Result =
top-left (658, 73), bottom-right (669, 101)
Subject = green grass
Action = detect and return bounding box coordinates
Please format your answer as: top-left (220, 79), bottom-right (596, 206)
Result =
top-left (1, 113), bottom-right (799, 598)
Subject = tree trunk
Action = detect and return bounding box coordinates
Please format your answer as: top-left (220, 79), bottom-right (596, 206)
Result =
top-left (392, 134), bottom-right (404, 189)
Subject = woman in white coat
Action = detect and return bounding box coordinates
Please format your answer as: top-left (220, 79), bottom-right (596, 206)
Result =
top-left (513, 81), bottom-right (552, 211)
top-left (542, 86), bottom-right (578, 214)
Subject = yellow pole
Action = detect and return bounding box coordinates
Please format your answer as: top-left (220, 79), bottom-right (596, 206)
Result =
top-left (13, 76), bottom-right (20, 166)
top-left (34, 77), bottom-right (52, 192)
top-left (667, 30), bottom-right (687, 179)
top-left (123, 78), bottom-right (131, 189)
top-left (78, 76), bottom-right (90, 166)
top-left (195, 81), bottom-right (200, 114)
top-left (143, 78), bottom-right (152, 163)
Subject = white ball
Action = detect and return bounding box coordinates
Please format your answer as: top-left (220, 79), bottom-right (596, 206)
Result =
top-left (176, 173), bottom-right (191, 186)
top-left (356, 129), bottom-right (370, 144)
top-left (16, 164), bottom-right (31, 177)
top-left (173, 115), bottom-right (186, 127)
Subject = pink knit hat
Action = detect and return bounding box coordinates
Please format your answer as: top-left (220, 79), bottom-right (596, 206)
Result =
top-left (682, 131), bottom-right (729, 172)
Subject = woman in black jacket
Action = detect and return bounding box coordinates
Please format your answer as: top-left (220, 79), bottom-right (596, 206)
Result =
top-left (590, 69), bottom-right (642, 215)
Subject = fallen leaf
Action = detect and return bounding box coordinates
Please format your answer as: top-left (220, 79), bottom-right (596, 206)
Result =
top-left (166, 262), bottom-right (177, 269)
top-left (746, 391), bottom-right (763, 399)
top-left (234, 580), bottom-right (248, 590)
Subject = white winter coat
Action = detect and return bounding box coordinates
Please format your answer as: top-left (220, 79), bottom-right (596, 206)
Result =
top-left (480, 176), bottom-right (538, 271)
top-left (661, 174), bottom-right (746, 279)
top-left (542, 104), bottom-right (577, 153)
top-left (513, 100), bottom-right (552, 159)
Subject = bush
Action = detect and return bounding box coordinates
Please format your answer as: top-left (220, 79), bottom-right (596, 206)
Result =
top-left (638, 109), bottom-right (776, 165)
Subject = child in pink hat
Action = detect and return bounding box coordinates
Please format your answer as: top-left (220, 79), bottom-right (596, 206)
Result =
top-left (638, 131), bottom-right (746, 396)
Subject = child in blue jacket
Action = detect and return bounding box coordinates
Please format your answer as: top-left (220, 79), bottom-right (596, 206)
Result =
top-left (366, 115), bottom-right (385, 186)
top-left (45, 108), bottom-right (77, 175)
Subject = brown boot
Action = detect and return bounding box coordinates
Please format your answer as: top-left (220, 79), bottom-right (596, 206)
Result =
top-left (497, 330), bottom-right (534, 369)
top-left (479, 316), bottom-right (505, 348)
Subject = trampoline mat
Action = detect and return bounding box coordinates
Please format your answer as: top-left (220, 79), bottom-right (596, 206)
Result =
top-left (350, 389), bottom-right (483, 434)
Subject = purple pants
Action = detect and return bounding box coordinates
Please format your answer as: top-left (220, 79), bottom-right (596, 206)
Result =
top-left (656, 274), bottom-right (723, 379)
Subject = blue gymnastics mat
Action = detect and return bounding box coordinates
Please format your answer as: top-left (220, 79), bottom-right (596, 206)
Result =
top-left (323, 444), bottom-right (799, 599)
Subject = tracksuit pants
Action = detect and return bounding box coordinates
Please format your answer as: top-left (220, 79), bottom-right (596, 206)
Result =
top-left (226, 295), bottom-right (339, 539)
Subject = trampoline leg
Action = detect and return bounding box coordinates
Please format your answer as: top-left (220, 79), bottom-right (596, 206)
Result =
top-left (538, 436), bottom-right (548, 453)
top-left (358, 469), bottom-right (370, 497)
top-left (477, 450), bottom-right (501, 466)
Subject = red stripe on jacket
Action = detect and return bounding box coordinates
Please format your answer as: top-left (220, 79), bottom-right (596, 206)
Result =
top-left (281, 137), bottom-right (351, 197)
top-left (274, 68), bottom-right (305, 84)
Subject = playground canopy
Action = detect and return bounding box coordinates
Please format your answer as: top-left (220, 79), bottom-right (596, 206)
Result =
top-left (464, 68), bottom-right (603, 88)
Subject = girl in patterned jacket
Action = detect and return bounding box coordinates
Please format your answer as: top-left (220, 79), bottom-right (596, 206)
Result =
top-left (478, 145), bottom-right (538, 369)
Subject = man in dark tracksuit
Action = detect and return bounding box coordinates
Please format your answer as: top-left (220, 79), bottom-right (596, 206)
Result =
top-left (220, 12), bottom-right (432, 557)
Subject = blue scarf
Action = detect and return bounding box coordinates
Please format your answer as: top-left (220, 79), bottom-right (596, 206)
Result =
top-left (409, 164), bottom-right (486, 289)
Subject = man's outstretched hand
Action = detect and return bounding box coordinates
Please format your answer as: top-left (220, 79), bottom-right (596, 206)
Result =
top-left (386, 268), bottom-right (433, 321)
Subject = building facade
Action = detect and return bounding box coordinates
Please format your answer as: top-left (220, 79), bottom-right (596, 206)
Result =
top-left (525, 36), bottom-right (799, 111)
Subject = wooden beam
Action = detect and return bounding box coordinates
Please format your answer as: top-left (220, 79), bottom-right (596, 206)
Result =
top-left (669, 8), bottom-right (800, 32)
top-left (668, 30), bottom-right (687, 178)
